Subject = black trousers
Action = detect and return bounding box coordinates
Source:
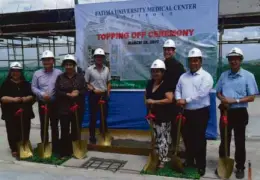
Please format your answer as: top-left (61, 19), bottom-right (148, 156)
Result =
top-left (88, 92), bottom-right (108, 140)
top-left (218, 108), bottom-right (248, 170)
top-left (60, 113), bottom-right (82, 157)
top-left (183, 107), bottom-right (209, 169)
top-left (5, 116), bottom-right (31, 152)
top-left (38, 101), bottom-right (60, 153)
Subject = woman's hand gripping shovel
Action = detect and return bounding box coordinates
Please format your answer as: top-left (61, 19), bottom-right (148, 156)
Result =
top-left (37, 104), bottom-right (52, 159)
top-left (171, 108), bottom-right (185, 173)
top-left (143, 110), bottom-right (159, 173)
top-left (97, 97), bottom-right (112, 146)
top-left (217, 104), bottom-right (234, 179)
top-left (16, 108), bottom-right (33, 159)
top-left (71, 103), bottom-right (88, 159)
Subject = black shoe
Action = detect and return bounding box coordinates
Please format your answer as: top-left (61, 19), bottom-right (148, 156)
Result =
top-left (215, 169), bottom-right (219, 177)
top-left (183, 160), bottom-right (195, 167)
top-left (198, 168), bottom-right (205, 176)
top-left (235, 169), bottom-right (244, 179)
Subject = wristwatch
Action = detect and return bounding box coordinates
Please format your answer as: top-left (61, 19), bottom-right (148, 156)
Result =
top-left (236, 99), bottom-right (240, 103)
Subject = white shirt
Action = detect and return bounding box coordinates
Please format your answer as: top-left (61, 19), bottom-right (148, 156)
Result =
top-left (84, 65), bottom-right (111, 91)
top-left (175, 68), bottom-right (213, 110)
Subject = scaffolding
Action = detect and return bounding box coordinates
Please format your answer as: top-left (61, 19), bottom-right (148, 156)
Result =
top-left (0, 9), bottom-right (75, 83)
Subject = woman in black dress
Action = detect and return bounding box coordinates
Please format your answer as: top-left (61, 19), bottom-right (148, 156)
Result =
top-left (55, 54), bottom-right (86, 158)
top-left (145, 59), bottom-right (173, 168)
top-left (0, 62), bottom-right (34, 157)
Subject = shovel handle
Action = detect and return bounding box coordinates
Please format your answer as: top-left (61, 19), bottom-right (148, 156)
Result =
top-left (147, 109), bottom-right (155, 148)
top-left (222, 109), bottom-right (228, 158)
top-left (99, 97), bottom-right (106, 139)
top-left (175, 112), bottom-right (183, 156)
top-left (74, 106), bottom-right (81, 141)
top-left (42, 104), bottom-right (49, 146)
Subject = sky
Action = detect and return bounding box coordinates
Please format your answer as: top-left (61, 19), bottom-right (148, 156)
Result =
top-left (0, 0), bottom-right (260, 62)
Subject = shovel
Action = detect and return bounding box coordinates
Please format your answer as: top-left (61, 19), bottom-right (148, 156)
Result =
top-left (171, 109), bottom-right (185, 173)
top-left (37, 104), bottom-right (52, 159)
top-left (143, 111), bottom-right (159, 173)
top-left (97, 97), bottom-right (112, 146)
top-left (217, 108), bottom-right (234, 179)
top-left (16, 108), bottom-right (33, 159)
top-left (71, 103), bottom-right (88, 159)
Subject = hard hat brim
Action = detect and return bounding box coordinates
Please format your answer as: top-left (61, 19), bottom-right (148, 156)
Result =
top-left (62, 59), bottom-right (77, 65)
top-left (227, 53), bottom-right (242, 57)
top-left (10, 67), bottom-right (23, 70)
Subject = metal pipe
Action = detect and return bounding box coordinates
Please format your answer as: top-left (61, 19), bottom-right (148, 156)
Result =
top-left (218, 26), bottom-right (224, 80)
top-left (7, 39), bottom-right (10, 67)
top-left (21, 37), bottom-right (24, 68)
top-left (67, 36), bottom-right (70, 54)
top-left (36, 37), bottom-right (40, 68)
top-left (0, 29), bottom-right (75, 36)
top-left (52, 36), bottom-right (56, 66)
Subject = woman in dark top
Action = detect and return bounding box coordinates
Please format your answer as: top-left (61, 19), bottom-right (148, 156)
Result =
top-left (145, 59), bottom-right (173, 168)
top-left (55, 54), bottom-right (86, 158)
top-left (0, 62), bottom-right (34, 157)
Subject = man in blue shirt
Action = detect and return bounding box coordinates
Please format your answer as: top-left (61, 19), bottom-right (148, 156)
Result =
top-left (215, 47), bottom-right (259, 179)
top-left (32, 50), bottom-right (62, 155)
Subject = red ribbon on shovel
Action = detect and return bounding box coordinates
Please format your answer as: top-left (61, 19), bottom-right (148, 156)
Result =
top-left (176, 113), bottom-right (186, 125)
top-left (15, 108), bottom-right (24, 117)
top-left (41, 105), bottom-right (48, 114)
top-left (220, 115), bottom-right (228, 126)
top-left (70, 104), bottom-right (79, 112)
top-left (145, 113), bottom-right (156, 121)
top-left (98, 99), bottom-right (106, 105)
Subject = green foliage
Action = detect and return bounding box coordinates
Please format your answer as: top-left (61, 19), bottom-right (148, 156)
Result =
top-left (20, 148), bottom-right (70, 165)
top-left (141, 162), bottom-right (200, 179)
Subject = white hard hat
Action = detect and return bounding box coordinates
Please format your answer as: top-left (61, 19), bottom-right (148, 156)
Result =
top-left (10, 62), bottom-right (23, 69)
top-left (226, 47), bottom-right (244, 59)
top-left (41, 50), bottom-right (54, 60)
top-left (188, 48), bottom-right (202, 58)
top-left (163, 39), bottom-right (176, 48)
top-left (150, 59), bottom-right (166, 70)
top-left (93, 48), bottom-right (105, 56)
top-left (63, 54), bottom-right (77, 64)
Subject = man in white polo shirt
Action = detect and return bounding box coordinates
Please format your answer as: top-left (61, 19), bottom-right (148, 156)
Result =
top-left (175, 48), bottom-right (213, 176)
top-left (85, 48), bottom-right (111, 144)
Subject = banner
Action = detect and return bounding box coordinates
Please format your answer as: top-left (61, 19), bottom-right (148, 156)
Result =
top-left (75, 0), bottom-right (218, 89)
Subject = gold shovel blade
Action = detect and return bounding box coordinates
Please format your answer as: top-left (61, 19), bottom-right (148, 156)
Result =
top-left (143, 151), bottom-right (159, 173)
top-left (217, 157), bottom-right (234, 179)
top-left (17, 141), bottom-right (33, 159)
top-left (72, 140), bottom-right (88, 159)
top-left (171, 155), bottom-right (184, 173)
top-left (97, 133), bottom-right (113, 146)
top-left (37, 142), bottom-right (52, 159)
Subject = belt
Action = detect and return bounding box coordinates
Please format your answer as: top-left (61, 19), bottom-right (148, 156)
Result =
top-left (185, 106), bottom-right (209, 112)
top-left (90, 91), bottom-right (107, 95)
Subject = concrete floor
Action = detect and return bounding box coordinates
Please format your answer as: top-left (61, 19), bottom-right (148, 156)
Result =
top-left (0, 98), bottom-right (259, 179)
